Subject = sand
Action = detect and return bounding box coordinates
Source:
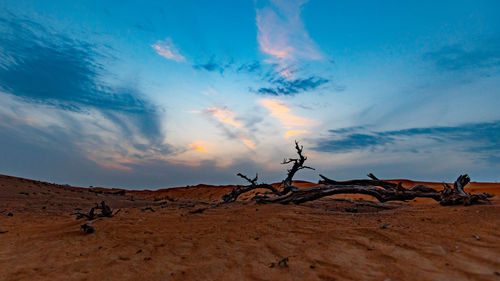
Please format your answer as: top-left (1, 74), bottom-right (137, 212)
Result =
top-left (0, 174), bottom-right (499, 280)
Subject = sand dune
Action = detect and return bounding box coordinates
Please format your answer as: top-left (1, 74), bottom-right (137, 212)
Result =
top-left (0, 174), bottom-right (499, 280)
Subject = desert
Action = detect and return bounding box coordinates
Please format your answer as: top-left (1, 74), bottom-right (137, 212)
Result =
top-left (1, 172), bottom-right (499, 281)
top-left (2, 1), bottom-right (500, 280)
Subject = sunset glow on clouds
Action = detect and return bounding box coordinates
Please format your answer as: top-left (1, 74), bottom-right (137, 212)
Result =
top-left (258, 98), bottom-right (318, 129)
top-left (256, 0), bottom-right (322, 65)
top-left (190, 106), bottom-right (257, 151)
top-left (205, 107), bottom-right (244, 129)
top-left (1, 1), bottom-right (499, 188)
top-left (285, 130), bottom-right (311, 139)
top-left (152, 38), bottom-right (185, 62)
top-left (189, 141), bottom-right (207, 152)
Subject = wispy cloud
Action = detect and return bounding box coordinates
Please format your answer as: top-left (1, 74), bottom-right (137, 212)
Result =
top-left (241, 138), bottom-right (257, 150)
top-left (237, 61), bottom-right (261, 74)
top-left (258, 98), bottom-right (317, 129)
top-left (284, 129), bottom-right (310, 139)
top-left (193, 57), bottom-right (232, 74)
top-left (313, 121), bottom-right (500, 164)
top-left (0, 14), bottom-right (171, 171)
top-left (205, 107), bottom-right (244, 129)
top-left (257, 76), bottom-right (329, 96)
top-left (424, 38), bottom-right (500, 72)
top-left (151, 38), bottom-right (185, 62)
top-left (0, 109), bottom-right (273, 188)
top-left (193, 106), bottom-right (256, 150)
top-left (256, 0), bottom-right (322, 65)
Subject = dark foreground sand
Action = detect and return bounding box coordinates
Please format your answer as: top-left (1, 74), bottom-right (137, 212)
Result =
top-left (0, 174), bottom-right (499, 281)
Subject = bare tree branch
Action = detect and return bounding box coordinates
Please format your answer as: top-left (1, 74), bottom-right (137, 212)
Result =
top-left (367, 173), bottom-right (380, 181)
top-left (318, 174), bottom-right (398, 190)
top-left (237, 173), bottom-right (258, 186)
top-left (281, 141), bottom-right (314, 195)
top-left (221, 173), bottom-right (280, 204)
top-left (256, 184), bottom-right (442, 204)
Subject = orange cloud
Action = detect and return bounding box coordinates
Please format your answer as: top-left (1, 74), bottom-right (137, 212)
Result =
top-left (285, 130), bottom-right (311, 139)
top-left (206, 107), bottom-right (243, 128)
top-left (242, 138), bottom-right (256, 150)
top-left (257, 13), bottom-right (293, 60)
top-left (258, 99), bottom-right (317, 128)
top-left (196, 106), bottom-right (257, 150)
top-left (189, 141), bottom-right (207, 152)
top-left (256, 1), bottom-right (322, 64)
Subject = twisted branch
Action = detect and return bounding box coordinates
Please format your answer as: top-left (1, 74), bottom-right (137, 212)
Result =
top-left (220, 142), bottom-right (493, 207)
top-left (221, 173), bottom-right (280, 203)
top-left (281, 141), bottom-right (314, 195)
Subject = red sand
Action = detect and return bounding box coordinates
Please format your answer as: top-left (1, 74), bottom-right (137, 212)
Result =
top-left (0, 174), bottom-right (499, 280)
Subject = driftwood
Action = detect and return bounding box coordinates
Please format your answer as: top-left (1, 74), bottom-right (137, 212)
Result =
top-left (72, 201), bottom-right (120, 233)
top-left (221, 142), bottom-right (493, 207)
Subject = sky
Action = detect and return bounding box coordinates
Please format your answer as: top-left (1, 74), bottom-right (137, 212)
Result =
top-left (0, 0), bottom-right (499, 188)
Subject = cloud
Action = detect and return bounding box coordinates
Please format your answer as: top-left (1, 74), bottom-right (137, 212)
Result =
top-left (237, 61), bottom-right (261, 73)
top-left (151, 38), bottom-right (185, 62)
top-left (313, 121), bottom-right (500, 160)
top-left (256, 0), bottom-right (322, 64)
top-left (0, 14), bottom-right (170, 169)
top-left (253, 0), bottom-right (335, 90)
top-left (257, 76), bottom-right (329, 96)
top-left (192, 57), bottom-right (233, 74)
top-left (241, 138), bottom-right (257, 150)
top-left (193, 62), bottom-right (224, 73)
top-left (315, 133), bottom-right (391, 153)
top-left (195, 106), bottom-right (256, 150)
top-left (284, 130), bottom-right (310, 139)
top-left (189, 141), bottom-right (207, 152)
top-left (424, 39), bottom-right (500, 72)
top-left (0, 113), bottom-right (280, 188)
top-left (205, 107), bottom-right (244, 129)
top-left (258, 98), bottom-right (317, 129)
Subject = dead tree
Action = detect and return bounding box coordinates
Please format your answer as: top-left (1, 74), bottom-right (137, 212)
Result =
top-left (280, 141), bottom-right (315, 195)
top-left (221, 141), bottom-right (493, 207)
top-left (257, 175), bottom-right (441, 204)
top-left (439, 174), bottom-right (492, 206)
top-left (221, 173), bottom-right (281, 203)
top-left (258, 173), bottom-right (492, 205)
top-left (73, 201), bottom-right (117, 219)
top-left (72, 201), bottom-right (120, 233)
top-left (221, 141), bottom-right (314, 204)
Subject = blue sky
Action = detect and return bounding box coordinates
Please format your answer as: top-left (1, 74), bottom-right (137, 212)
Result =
top-left (0, 0), bottom-right (499, 188)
